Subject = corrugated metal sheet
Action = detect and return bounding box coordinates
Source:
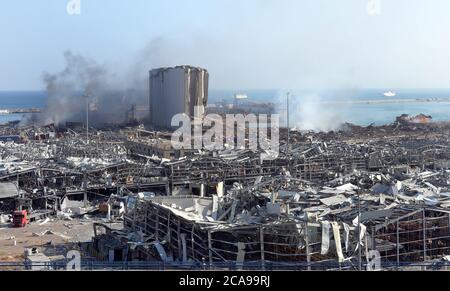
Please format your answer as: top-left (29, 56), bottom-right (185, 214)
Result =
top-left (0, 182), bottom-right (18, 199)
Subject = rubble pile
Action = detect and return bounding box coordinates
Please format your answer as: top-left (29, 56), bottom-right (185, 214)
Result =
top-left (91, 122), bottom-right (450, 269)
top-left (1, 120), bottom-right (450, 270)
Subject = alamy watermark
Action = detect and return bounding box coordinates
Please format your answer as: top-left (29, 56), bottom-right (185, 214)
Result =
top-left (367, 250), bottom-right (381, 271)
top-left (67, 0), bottom-right (81, 15)
top-left (171, 108), bottom-right (280, 160)
top-left (66, 250), bottom-right (81, 270)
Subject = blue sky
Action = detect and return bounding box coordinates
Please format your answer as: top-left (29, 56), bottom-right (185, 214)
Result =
top-left (1, 0), bottom-right (450, 90)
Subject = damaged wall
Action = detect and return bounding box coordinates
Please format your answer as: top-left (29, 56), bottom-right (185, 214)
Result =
top-left (149, 66), bottom-right (209, 129)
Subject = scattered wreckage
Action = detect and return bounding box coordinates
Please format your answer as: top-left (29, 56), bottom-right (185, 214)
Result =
top-left (2, 120), bottom-right (450, 270)
top-left (90, 121), bottom-right (450, 270)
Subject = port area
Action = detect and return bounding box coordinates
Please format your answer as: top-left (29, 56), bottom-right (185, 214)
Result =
top-left (0, 108), bottom-right (41, 115)
top-left (1, 115), bottom-right (450, 270)
top-left (321, 97), bottom-right (450, 105)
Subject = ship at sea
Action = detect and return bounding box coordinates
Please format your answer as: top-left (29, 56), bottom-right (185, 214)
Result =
top-left (383, 90), bottom-right (397, 97)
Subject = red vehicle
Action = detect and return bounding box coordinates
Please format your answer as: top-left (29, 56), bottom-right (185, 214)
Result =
top-left (12, 209), bottom-right (55, 227)
top-left (12, 210), bottom-right (28, 227)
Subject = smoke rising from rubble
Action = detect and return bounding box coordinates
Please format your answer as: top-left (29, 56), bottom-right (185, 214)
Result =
top-left (29, 35), bottom-right (360, 129)
top-left (30, 37), bottom-right (211, 127)
top-left (280, 90), bottom-right (355, 132)
top-left (29, 51), bottom-right (150, 126)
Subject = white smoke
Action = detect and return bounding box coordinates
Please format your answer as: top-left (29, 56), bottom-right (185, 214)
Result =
top-left (278, 89), bottom-right (356, 132)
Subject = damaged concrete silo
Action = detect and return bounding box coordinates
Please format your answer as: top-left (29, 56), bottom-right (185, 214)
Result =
top-left (149, 66), bottom-right (209, 129)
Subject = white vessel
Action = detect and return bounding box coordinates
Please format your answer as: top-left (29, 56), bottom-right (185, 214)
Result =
top-left (383, 91), bottom-right (396, 97)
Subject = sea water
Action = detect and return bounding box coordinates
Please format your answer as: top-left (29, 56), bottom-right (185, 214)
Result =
top-left (1, 89), bottom-right (450, 126)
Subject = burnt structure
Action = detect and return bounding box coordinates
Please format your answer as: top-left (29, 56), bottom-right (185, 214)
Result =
top-left (3, 119), bottom-right (450, 270)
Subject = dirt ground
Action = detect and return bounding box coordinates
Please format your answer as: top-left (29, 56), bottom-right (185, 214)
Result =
top-left (0, 218), bottom-right (122, 261)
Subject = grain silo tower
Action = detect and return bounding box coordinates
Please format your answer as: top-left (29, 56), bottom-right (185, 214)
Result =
top-left (149, 66), bottom-right (209, 129)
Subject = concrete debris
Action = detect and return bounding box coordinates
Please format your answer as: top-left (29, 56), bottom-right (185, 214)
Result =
top-left (31, 229), bottom-right (71, 240)
top-left (48, 231), bottom-right (71, 240)
top-left (2, 118), bottom-right (450, 270)
top-left (39, 217), bottom-right (50, 225)
top-left (0, 214), bottom-right (10, 224)
top-left (396, 113), bottom-right (432, 125)
top-left (33, 230), bottom-right (50, 237)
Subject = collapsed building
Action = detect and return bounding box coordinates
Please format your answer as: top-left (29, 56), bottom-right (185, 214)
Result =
top-left (2, 111), bottom-right (450, 270)
top-left (396, 114), bottom-right (433, 125)
top-left (86, 121), bottom-right (450, 270)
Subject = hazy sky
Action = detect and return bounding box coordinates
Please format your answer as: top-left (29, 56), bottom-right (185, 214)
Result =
top-left (1, 0), bottom-right (450, 90)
